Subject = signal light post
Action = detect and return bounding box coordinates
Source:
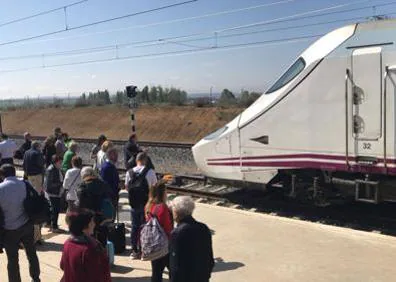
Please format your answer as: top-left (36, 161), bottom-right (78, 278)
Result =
top-left (126, 85), bottom-right (138, 135)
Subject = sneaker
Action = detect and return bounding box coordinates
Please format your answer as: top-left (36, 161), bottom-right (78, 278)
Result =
top-left (130, 251), bottom-right (141, 260)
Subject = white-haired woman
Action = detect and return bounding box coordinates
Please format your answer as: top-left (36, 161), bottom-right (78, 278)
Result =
top-left (169, 196), bottom-right (215, 282)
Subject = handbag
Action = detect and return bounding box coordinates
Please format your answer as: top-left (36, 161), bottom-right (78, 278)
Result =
top-left (140, 205), bottom-right (169, 261)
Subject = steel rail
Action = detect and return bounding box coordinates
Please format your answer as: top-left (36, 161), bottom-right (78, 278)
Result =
top-left (8, 134), bottom-right (194, 149)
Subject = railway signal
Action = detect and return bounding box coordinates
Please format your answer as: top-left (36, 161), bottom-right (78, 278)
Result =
top-left (126, 85), bottom-right (138, 135)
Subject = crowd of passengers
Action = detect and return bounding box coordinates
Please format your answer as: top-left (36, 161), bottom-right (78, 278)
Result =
top-left (0, 128), bottom-right (214, 282)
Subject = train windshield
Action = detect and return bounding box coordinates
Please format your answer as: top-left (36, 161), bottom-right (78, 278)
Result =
top-left (204, 126), bottom-right (228, 140)
top-left (266, 58), bottom-right (306, 94)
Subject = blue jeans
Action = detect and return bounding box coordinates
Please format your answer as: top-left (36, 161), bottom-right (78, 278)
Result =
top-left (130, 208), bottom-right (145, 252)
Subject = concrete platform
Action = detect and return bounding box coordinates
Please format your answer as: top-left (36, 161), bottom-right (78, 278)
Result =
top-left (1, 202), bottom-right (396, 281)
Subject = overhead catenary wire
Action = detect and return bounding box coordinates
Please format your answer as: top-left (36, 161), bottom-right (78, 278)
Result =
top-left (5, 0), bottom-right (296, 46)
top-left (0, 8), bottom-right (389, 62)
top-left (217, 0), bottom-right (393, 32)
top-left (0, 0), bottom-right (198, 48)
top-left (0, 0), bottom-right (88, 28)
top-left (0, 34), bottom-right (323, 74)
top-left (0, 0), bottom-right (393, 72)
top-left (7, 0), bottom-right (376, 47)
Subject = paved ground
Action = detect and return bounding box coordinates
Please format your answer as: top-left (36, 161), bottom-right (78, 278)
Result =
top-left (1, 198), bottom-right (396, 281)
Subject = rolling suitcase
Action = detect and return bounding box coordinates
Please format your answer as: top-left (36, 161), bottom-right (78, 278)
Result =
top-left (107, 205), bottom-right (126, 254)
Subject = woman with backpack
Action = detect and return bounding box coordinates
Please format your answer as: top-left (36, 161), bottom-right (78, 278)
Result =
top-left (44, 155), bottom-right (64, 233)
top-left (144, 181), bottom-right (173, 282)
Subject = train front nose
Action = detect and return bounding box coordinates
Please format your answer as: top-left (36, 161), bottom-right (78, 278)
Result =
top-left (192, 138), bottom-right (213, 176)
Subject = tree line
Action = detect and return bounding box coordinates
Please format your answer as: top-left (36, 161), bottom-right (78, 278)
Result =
top-left (76, 86), bottom-right (188, 107)
top-left (75, 86), bottom-right (261, 108)
top-left (0, 86), bottom-right (263, 111)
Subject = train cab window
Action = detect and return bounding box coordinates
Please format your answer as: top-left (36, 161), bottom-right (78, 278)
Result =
top-left (204, 126), bottom-right (228, 140)
top-left (266, 57), bottom-right (306, 94)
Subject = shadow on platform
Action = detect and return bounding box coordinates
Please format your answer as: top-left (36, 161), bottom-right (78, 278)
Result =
top-left (111, 265), bottom-right (134, 275)
top-left (36, 241), bottom-right (63, 252)
top-left (213, 257), bottom-right (245, 273)
top-left (112, 277), bottom-right (168, 282)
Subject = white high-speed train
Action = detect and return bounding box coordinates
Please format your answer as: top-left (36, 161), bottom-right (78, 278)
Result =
top-left (192, 19), bottom-right (396, 203)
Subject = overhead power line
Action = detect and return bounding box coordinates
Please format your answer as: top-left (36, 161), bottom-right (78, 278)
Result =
top-left (0, 7), bottom-right (389, 63)
top-left (0, 0), bottom-right (198, 48)
top-left (0, 34), bottom-right (322, 74)
top-left (11, 0), bottom-right (373, 46)
top-left (218, 0), bottom-right (393, 32)
top-left (0, 0), bottom-right (88, 28)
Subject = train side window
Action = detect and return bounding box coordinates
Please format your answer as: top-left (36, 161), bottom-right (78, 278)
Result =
top-left (204, 126), bottom-right (228, 140)
top-left (266, 58), bottom-right (306, 94)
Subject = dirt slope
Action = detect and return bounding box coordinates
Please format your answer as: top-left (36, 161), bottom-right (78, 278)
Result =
top-left (2, 105), bottom-right (243, 143)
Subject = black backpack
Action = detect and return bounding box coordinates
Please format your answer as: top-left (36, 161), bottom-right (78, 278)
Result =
top-left (23, 181), bottom-right (51, 224)
top-left (128, 167), bottom-right (150, 209)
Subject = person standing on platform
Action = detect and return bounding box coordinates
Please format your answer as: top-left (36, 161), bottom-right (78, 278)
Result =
top-left (126, 152), bottom-right (157, 259)
top-left (23, 141), bottom-right (45, 191)
top-left (60, 209), bottom-right (111, 282)
top-left (100, 147), bottom-right (120, 211)
top-left (91, 134), bottom-right (107, 172)
top-left (0, 164), bottom-right (41, 282)
top-left (14, 132), bottom-right (32, 160)
top-left (54, 127), bottom-right (62, 140)
top-left (97, 140), bottom-right (113, 171)
top-left (124, 134), bottom-right (155, 170)
top-left (145, 181), bottom-right (173, 282)
top-left (43, 135), bottom-right (57, 168)
top-left (44, 155), bottom-right (64, 233)
top-left (23, 140), bottom-right (45, 244)
top-left (0, 134), bottom-right (17, 165)
top-left (169, 196), bottom-right (214, 282)
top-left (62, 142), bottom-right (79, 173)
top-left (55, 133), bottom-right (67, 160)
top-left (124, 134), bottom-right (140, 170)
top-left (77, 167), bottom-right (112, 247)
top-left (63, 156), bottom-right (83, 211)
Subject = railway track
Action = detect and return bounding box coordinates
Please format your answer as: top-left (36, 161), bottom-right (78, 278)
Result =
top-left (167, 177), bottom-right (396, 236)
top-left (9, 134), bottom-right (194, 149)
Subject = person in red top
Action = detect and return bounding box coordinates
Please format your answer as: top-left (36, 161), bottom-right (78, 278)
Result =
top-left (60, 209), bottom-right (111, 282)
top-left (145, 180), bottom-right (173, 282)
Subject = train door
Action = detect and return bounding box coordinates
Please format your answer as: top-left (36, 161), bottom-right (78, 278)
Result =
top-left (350, 47), bottom-right (383, 157)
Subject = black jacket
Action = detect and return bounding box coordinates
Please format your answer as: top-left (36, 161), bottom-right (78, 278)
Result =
top-left (169, 216), bottom-right (214, 282)
top-left (77, 177), bottom-right (111, 213)
top-left (20, 140), bottom-right (31, 155)
top-left (14, 140), bottom-right (32, 159)
top-left (23, 148), bottom-right (44, 176)
top-left (44, 164), bottom-right (63, 195)
top-left (124, 141), bottom-right (155, 170)
top-left (43, 144), bottom-right (56, 167)
top-left (124, 141), bottom-right (139, 170)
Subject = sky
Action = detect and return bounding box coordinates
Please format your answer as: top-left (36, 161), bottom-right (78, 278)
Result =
top-left (0, 0), bottom-right (393, 99)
